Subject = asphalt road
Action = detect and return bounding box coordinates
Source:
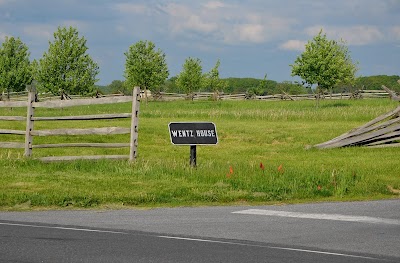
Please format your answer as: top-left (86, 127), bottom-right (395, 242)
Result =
top-left (0, 200), bottom-right (399, 262)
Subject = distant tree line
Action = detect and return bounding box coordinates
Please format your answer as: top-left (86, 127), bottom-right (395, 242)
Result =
top-left (1, 26), bottom-right (399, 99)
top-left (354, 75), bottom-right (399, 91)
top-left (97, 77), bottom-right (311, 96)
top-left (99, 74), bottom-right (400, 96)
top-left (329, 75), bottom-right (400, 94)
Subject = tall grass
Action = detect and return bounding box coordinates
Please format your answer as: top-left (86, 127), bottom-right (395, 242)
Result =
top-left (0, 98), bottom-right (399, 210)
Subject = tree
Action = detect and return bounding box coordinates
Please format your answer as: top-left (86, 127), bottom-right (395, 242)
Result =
top-left (204, 59), bottom-right (227, 100)
top-left (108, 80), bottom-right (127, 94)
top-left (33, 26), bottom-right (99, 96)
top-left (224, 77), bottom-right (277, 93)
top-left (164, 76), bottom-right (179, 93)
top-left (0, 36), bottom-right (32, 98)
top-left (124, 40), bottom-right (169, 101)
top-left (245, 74), bottom-right (268, 98)
top-left (290, 30), bottom-right (358, 104)
top-left (277, 81), bottom-right (310, 95)
top-left (354, 75), bottom-right (400, 92)
top-left (176, 57), bottom-right (204, 100)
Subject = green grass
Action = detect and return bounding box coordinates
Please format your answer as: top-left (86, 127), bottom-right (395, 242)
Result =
top-left (1, 99), bottom-right (399, 210)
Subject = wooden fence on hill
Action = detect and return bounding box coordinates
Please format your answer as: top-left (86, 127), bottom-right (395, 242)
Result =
top-left (150, 90), bottom-right (392, 101)
top-left (0, 86), bottom-right (140, 162)
top-left (1, 88), bottom-right (393, 102)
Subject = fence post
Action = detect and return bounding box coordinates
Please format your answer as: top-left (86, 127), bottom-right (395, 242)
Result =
top-left (129, 87), bottom-right (140, 161)
top-left (24, 84), bottom-right (35, 157)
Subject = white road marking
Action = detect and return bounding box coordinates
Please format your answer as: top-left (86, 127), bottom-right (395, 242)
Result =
top-left (158, 235), bottom-right (378, 260)
top-left (0, 222), bottom-right (127, 234)
top-left (232, 209), bottom-right (400, 225)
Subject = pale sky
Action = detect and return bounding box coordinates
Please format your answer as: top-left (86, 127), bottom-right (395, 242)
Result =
top-left (1, 0), bottom-right (399, 85)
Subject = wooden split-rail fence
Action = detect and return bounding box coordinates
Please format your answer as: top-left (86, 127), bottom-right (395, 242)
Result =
top-left (0, 86), bottom-right (140, 162)
top-left (149, 89), bottom-right (392, 101)
top-left (314, 105), bottom-right (400, 149)
top-left (1, 88), bottom-right (393, 103)
top-left (314, 83), bottom-right (400, 149)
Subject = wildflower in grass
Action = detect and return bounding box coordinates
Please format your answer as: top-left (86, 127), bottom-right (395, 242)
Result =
top-left (227, 166), bottom-right (234, 178)
top-left (277, 164), bottom-right (284, 174)
top-left (317, 185), bottom-right (322, 191)
top-left (259, 162), bottom-right (266, 175)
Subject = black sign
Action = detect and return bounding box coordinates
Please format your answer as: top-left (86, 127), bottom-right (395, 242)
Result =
top-left (169, 122), bottom-right (218, 145)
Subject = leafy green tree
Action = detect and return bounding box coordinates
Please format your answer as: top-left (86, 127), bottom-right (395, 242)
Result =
top-left (277, 81), bottom-right (310, 95)
top-left (223, 77), bottom-right (278, 94)
top-left (204, 59), bottom-right (227, 99)
top-left (290, 30), bottom-right (358, 103)
top-left (0, 36), bottom-right (32, 98)
top-left (355, 75), bottom-right (400, 92)
top-left (176, 57), bottom-right (204, 100)
top-left (33, 26), bottom-right (99, 95)
top-left (245, 74), bottom-right (267, 98)
top-left (164, 76), bottom-right (180, 93)
top-left (92, 84), bottom-right (107, 95)
top-left (124, 40), bottom-right (169, 101)
top-left (108, 80), bottom-right (127, 94)
top-left (256, 74), bottom-right (269, 95)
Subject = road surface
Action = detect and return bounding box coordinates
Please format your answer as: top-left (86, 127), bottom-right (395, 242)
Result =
top-left (1, 200), bottom-right (399, 262)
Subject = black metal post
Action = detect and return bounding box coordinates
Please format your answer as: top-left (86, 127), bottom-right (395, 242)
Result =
top-left (190, 145), bottom-right (197, 167)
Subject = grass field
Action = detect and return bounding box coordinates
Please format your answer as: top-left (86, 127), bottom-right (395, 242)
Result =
top-left (0, 98), bottom-right (399, 210)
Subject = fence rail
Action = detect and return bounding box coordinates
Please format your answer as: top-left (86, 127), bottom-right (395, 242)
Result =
top-left (0, 85), bottom-right (140, 162)
top-left (1, 88), bottom-right (394, 103)
top-left (149, 90), bottom-right (392, 101)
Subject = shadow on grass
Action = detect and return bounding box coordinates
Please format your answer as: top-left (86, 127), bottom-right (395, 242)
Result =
top-left (321, 102), bottom-right (350, 108)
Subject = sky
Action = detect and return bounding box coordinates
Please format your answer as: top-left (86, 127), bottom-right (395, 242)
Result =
top-left (0, 0), bottom-right (399, 85)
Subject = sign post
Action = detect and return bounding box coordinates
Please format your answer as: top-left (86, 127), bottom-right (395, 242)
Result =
top-left (190, 145), bottom-right (196, 167)
top-left (169, 122), bottom-right (218, 167)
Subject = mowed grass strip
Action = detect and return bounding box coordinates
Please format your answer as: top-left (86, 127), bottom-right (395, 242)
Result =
top-left (0, 99), bottom-right (399, 210)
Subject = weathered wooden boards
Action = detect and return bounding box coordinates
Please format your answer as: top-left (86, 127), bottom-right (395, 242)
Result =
top-left (148, 90), bottom-right (392, 101)
top-left (0, 116), bottom-right (26, 121)
top-left (314, 83), bottom-right (400, 149)
top-left (0, 86), bottom-right (141, 162)
top-left (0, 89), bottom-right (394, 103)
top-left (0, 129), bottom-right (26, 135)
top-left (32, 113), bottom-right (131, 121)
top-left (0, 101), bottom-right (28, 107)
top-left (32, 95), bottom-right (133, 108)
top-left (31, 127), bottom-right (130, 136)
top-left (382, 85), bottom-right (400, 101)
top-left (129, 87), bottom-right (141, 160)
top-left (314, 105), bottom-right (400, 149)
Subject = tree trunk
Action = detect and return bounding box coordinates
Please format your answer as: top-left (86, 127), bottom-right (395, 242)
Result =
top-left (212, 90), bottom-right (220, 101)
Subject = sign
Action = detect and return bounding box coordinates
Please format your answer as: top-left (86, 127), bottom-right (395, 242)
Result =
top-left (169, 122), bottom-right (218, 145)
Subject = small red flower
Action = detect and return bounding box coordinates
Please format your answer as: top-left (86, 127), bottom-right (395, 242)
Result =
top-left (260, 162), bottom-right (265, 171)
top-left (227, 166), bottom-right (234, 178)
top-left (277, 164), bottom-right (284, 174)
